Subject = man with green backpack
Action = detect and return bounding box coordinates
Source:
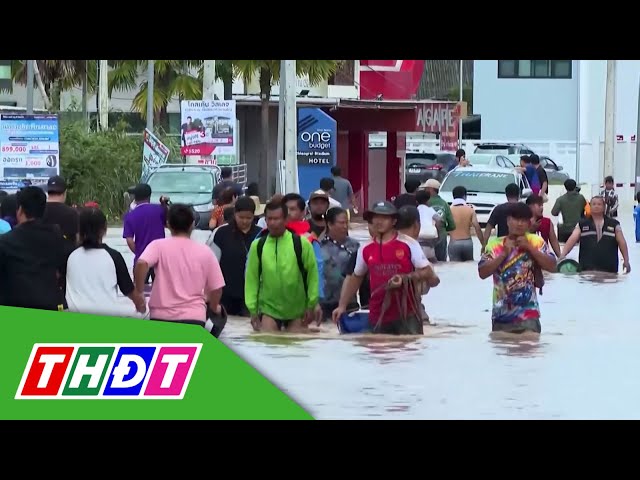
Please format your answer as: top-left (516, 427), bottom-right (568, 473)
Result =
top-left (245, 200), bottom-right (321, 332)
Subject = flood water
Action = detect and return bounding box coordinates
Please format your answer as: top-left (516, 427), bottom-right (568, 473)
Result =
top-left (109, 215), bottom-right (640, 420)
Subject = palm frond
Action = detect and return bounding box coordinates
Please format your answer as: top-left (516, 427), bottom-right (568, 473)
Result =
top-left (108, 60), bottom-right (139, 96)
top-left (298, 60), bottom-right (339, 86)
top-left (130, 82), bottom-right (169, 119)
top-left (168, 73), bottom-right (202, 101)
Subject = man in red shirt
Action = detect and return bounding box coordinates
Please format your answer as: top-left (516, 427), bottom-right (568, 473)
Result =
top-left (526, 195), bottom-right (561, 257)
top-left (332, 201), bottom-right (437, 335)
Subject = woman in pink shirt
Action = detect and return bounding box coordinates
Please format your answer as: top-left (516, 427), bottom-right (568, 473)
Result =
top-left (134, 204), bottom-right (227, 337)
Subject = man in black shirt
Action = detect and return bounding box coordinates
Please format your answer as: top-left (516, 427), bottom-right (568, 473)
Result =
top-left (212, 167), bottom-right (243, 205)
top-left (483, 183), bottom-right (521, 240)
top-left (42, 175), bottom-right (79, 247)
top-left (0, 186), bottom-right (74, 310)
top-left (530, 154), bottom-right (548, 197)
top-left (393, 178), bottom-right (421, 209)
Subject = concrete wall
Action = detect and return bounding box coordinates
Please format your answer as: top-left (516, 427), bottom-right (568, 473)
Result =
top-left (473, 60), bottom-right (579, 141)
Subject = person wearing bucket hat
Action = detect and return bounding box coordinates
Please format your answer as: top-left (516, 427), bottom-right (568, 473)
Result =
top-left (332, 199), bottom-right (437, 335)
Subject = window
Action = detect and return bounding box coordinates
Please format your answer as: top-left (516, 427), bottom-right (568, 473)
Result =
top-left (498, 60), bottom-right (572, 79)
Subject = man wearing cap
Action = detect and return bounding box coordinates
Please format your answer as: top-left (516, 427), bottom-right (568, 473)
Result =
top-left (42, 175), bottom-right (79, 247)
top-left (423, 178), bottom-right (456, 262)
top-left (332, 201), bottom-right (437, 335)
top-left (123, 183), bottom-right (170, 285)
top-left (307, 190), bottom-right (332, 237)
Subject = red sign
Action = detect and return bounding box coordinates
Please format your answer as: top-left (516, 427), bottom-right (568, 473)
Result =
top-left (359, 60), bottom-right (425, 100)
top-left (181, 145), bottom-right (216, 156)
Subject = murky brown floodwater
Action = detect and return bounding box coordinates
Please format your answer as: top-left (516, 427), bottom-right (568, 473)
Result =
top-left (109, 215), bottom-right (640, 419)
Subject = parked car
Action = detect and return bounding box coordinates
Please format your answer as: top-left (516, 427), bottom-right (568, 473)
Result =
top-left (405, 152), bottom-right (457, 184)
top-left (474, 143), bottom-right (535, 156)
top-left (505, 154), bottom-right (571, 185)
top-left (128, 164), bottom-right (221, 230)
top-left (539, 156), bottom-right (570, 184)
top-left (438, 165), bottom-right (532, 226)
top-left (467, 153), bottom-right (517, 168)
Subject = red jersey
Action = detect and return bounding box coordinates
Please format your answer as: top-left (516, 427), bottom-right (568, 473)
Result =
top-left (534, 216), bottom-right (552, 244)
top-left (353, 233), bottom-right (430, 325)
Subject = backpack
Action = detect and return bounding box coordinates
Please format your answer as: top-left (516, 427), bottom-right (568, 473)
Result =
top-left (256, 232), bottom-right (308, 295)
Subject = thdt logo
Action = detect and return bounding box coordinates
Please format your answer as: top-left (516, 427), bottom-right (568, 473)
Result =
top-left (15, 343), bottom-right (202, 399)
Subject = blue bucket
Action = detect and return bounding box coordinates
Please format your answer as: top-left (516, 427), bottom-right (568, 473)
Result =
top-left (339, 310), bottom-right (371, 334)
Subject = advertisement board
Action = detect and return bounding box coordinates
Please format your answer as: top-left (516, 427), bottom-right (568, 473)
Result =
top-left (180, 100), bottom-right (238, 165)
top-left (142, 128), bottom-right (170, 180)
top-left (297, 107), bottom-right (337, 201)
top-left (0, 114), bottom-right (60, 191)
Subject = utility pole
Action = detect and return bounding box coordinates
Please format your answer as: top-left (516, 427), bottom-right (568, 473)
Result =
top-left (203, 60), bottom-right (216, 100)
top-left (575, 61), bottom-right (581, 184)
top-left (276, 60), bottom-right (286, 193)
top-left (98, 60), bottom-right (109, 131)
top-left (146, 60), bottom-right (154, 131)
top-left (26, 60), bottom-right (34, 114)
top-left (458, 59), bottom-right (463, 148)
top-left (635, 76), bottom-right (640, 195)
top-left (603, 60), bottom-right (616, 180)
top-left (283, 60), bottom-right (298, 193)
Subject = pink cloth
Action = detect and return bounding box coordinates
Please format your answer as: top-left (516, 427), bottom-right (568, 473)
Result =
top-left (139, 236), bottom-right (225, 321)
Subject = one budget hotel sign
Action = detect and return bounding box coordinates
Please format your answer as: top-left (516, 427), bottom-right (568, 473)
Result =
top-left (16, 344), bottom-right (201, 399)
top-left (297, 107), bottom-right (336, 202)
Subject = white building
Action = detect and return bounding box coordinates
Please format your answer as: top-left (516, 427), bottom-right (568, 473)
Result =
top-left (473, 60), bottom-right (640, 199)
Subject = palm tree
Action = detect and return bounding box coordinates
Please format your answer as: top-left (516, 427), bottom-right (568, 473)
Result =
top-left (10, 60), bottom-right (95, 112)
top-left (108, 60), bottom-right (202, 131)
top-left (233, 60), bottom-right (339, 196)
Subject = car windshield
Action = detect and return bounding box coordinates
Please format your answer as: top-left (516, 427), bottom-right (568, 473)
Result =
top-left (441, 170), bottom-right (516, 194)
top-left (148, 171), bottom-right (214, 193)
top-left (475, 145), bottom-right (516, 155)
top-left (468, 154), bottom-right (495, 165)
top-left (405, 153), bottom-right (437, 167)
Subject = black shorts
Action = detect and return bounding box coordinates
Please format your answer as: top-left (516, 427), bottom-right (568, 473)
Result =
top-left (557, 229), bottom-right (572, 243)
top-left (492, 318), bottom-right (541, 334)
top-left (373, 315), bottom-right (423, 335)
top-left (259, 314), bottom-right (296, 331)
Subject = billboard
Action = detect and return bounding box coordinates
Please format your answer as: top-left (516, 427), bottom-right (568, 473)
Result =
top-left (0, 114), bottom-right (60, 191)
top-left (142, 129), bottom-right (170, 180)
top-left (297, 108), bottom-right (337, 201)
top-left (180, 100), bottom-right (238, 165)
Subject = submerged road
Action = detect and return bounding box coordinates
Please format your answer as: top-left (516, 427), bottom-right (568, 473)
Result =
top-left (105, 204), bottom-right (640, 419)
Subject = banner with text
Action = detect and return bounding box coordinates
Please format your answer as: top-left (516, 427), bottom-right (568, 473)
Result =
top-left (0, 306), bottom-right (313, 420)
top-left (180, 100), bottom-right (237, 166)
top-left (297, 108), bottom-right (337, 202)
top-left (142, 129), bottom-right (170, 180)
top-left (0, 114), bottom-right (60, 191)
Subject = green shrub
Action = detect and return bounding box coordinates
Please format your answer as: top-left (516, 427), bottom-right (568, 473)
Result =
top-left (59, 122), bottom-right (142, 222)
top-left (59, 122), bottom-right (181, 223)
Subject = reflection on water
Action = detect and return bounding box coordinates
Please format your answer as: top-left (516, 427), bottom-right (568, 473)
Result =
top-left (112, 219), bottom-right (640, 419)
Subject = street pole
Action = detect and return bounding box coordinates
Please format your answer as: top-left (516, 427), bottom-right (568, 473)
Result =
top-left (98, 60), bottom-right (109, 131)
top-left (26, 60), bottom-right (34, 114)
top-left (603, 60), bottom-right (616, 180)
top-left (575, 60), bottom-right (581, 184)
top-left (276, 60), bottom-right (285, 193)
top-left (203, 60), bottom-right (216, 100)
top-left (458, 59), bottom-right (463, 148)
top-left (635, 76), bottom-right (640, 195)
top-left (146, 60), bottom-right (154, 131)
top-left (283, 60), bottom-right (298, 193)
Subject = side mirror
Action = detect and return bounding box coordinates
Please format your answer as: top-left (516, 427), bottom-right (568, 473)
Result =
top-left (557, 165), bottom-right (564, 171)
top-left (522, 188), bottom-right (533, 198)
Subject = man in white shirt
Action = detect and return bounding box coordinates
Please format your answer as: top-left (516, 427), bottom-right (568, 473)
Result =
top-left (416, 189), bottom-right (441, 261)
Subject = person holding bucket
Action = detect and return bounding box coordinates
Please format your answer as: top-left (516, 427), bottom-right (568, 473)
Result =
top-left (332, 201), bottom-right (437, 335)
